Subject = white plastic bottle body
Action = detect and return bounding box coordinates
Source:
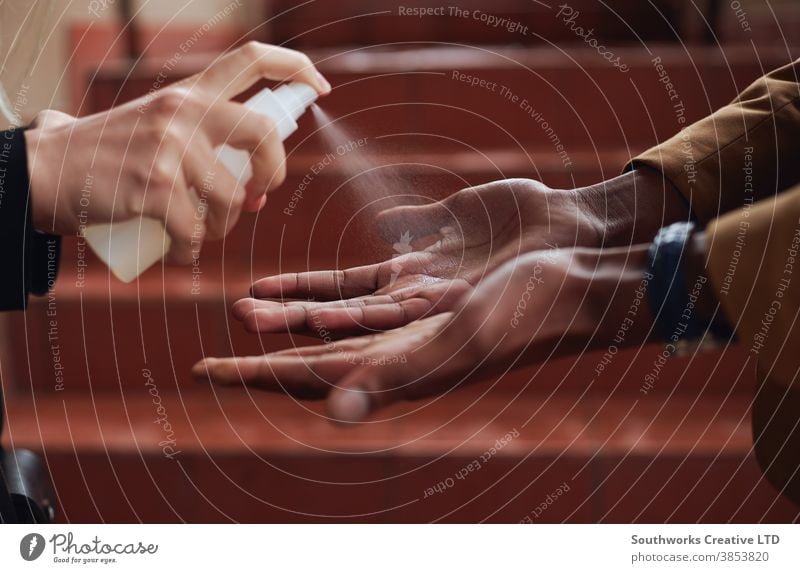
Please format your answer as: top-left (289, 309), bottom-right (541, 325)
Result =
top-left (83, 82), bottom-right (318, 283)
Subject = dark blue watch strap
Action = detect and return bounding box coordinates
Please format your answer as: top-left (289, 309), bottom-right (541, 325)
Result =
top-left (647, 222), bottom-right (735, 344)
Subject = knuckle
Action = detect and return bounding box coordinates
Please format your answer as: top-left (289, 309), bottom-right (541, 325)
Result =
top-left (145, 110), bottom-right (186, 145)
top-left (152, 89), bottom-right (185, 116)
top-left (518, 177), bottom-right (550, 192)
top-left (129, 166), bottom-right (149, 191)
top-left (142, 118), bottom-right (170, 144)
top-left (160, 123), bottom-right (184, 147)
top-left (447, 186), bottom-right (477, 208)
top-left (149, 160), bottom-right (176, 191)
top-left (241, 40), bottom-right (264, 61)
top-left (253, 114), bottom-right (275, 137)
top-left (178, 89), bottom-right (207, 114)
top-left (123, 188), bottom-right (144, 216)
top-left (295, 52), bottom-right (314, 69)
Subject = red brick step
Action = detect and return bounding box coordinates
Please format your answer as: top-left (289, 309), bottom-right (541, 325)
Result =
top-left (3, 389), bottom-right (795, 522)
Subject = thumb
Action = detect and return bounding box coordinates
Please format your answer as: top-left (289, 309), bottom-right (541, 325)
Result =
top-left (326, 367), bottom-right (400, 424)
top-left (326, 321), bottom-right (474, 423)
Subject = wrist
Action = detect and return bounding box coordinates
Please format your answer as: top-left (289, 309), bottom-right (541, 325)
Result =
top-left (24, 127), bottom-right (57, 232)
top-left (577, 167), bottom-right (691, 247)
top-left (588, 244), bottom-right (655, 347)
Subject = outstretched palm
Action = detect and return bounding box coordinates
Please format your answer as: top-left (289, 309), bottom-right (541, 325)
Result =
top-left (197, 246), bottom-right (656, 423)
top-left (233, 178), bottom-right (599, 335)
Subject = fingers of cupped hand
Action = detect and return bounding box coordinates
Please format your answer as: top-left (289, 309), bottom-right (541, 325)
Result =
top-left (248, 248), bottom-right (455, 303)
top-left (236, 280), bottom-right (471, 333)
top-left (243, 297), bottom-right (436, 334)
top-left (250, 267), bottom-right (381, 300)
top-left (232, 292), bottom-right (399, 320)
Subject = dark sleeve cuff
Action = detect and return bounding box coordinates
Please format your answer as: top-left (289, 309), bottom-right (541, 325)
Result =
top-left (0, 127), bottom-right (60, 311)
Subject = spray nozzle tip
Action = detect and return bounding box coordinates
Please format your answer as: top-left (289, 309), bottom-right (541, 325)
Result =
top-left (274, 82), bottom-right (319, 121)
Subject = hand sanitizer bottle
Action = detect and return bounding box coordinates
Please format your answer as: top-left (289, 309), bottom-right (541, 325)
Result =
top-left (83, 81), bottom-right (319, 283)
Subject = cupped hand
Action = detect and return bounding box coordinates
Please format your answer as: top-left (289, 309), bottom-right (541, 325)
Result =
top-left (25, 42), bottom-right (331, 264)
top-left (232, 178), bottom-right (603, 334)
top-left (196, 244), bottom-right (656, 422)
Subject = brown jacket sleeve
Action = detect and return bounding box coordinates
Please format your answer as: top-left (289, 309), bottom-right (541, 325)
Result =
top-left (704, 186), bottom-right (800, 502)
top-left (629, 58), bottom-right (800, 225)
top-left (632, 59), bottom-right (800, 502)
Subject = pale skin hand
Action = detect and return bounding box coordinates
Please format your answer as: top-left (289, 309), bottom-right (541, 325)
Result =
top-left (231, 168), bottom-right (689, 334)
top-left (25, 42), bottom-right (331, 264)
top-left (194, 245), bottom-right (658, 422)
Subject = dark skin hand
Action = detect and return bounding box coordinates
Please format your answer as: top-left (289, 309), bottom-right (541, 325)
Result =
top-left (231, 168), bottom-right (689, 335)
top-left (194, 245), bottom-right (659, 422)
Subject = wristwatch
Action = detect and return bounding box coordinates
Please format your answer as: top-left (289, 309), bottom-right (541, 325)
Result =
top-left (647, 222), bottom-right (736, 354)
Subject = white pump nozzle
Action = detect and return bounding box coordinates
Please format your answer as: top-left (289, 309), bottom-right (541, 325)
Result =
top-left (84, 81), bottom-right (318, 283)
top-left (275, 82), bottom-right (319, 121)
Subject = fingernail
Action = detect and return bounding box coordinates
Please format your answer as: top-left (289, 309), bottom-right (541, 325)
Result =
top-left (242, 188), bottom-right (267, 212)
top-left (231, 298), bottom-right (259, 320)
top-left (316, 71), bottom-right (332, 94)
top-left (329, 388), bottom-right (370, 423)
top-left (191, 360), bottom-right (209, 380)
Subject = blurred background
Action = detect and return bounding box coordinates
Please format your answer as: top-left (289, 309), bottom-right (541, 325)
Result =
top-left (2, 0), bottom-right (800, 523)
